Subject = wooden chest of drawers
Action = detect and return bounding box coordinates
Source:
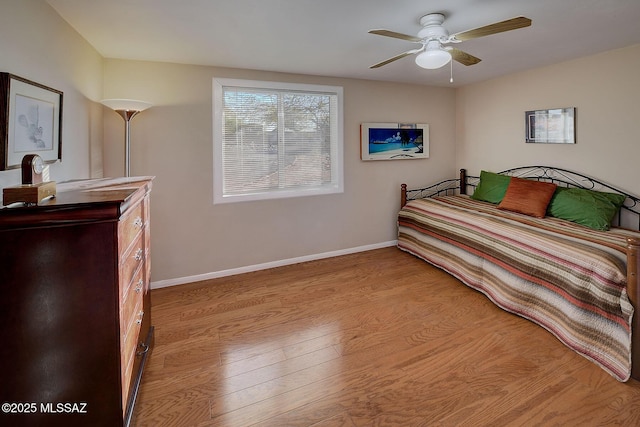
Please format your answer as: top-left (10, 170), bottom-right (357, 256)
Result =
top-left (0, 177), bottom-right (154, 427)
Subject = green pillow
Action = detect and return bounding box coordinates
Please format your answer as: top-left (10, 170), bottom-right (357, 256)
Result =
top-left (471, 170), bottom-right (511, 204)
top-left (547, 187), bottom-right (626, 230)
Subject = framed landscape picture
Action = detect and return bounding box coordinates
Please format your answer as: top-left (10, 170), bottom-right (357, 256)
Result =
top-left (360, 122), bottom-right (429, 160)
top-left (0, 73), bottom-right (63, 170)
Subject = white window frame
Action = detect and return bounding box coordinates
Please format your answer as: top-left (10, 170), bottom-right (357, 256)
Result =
top-left (213, 78), bottom-right (344, 204)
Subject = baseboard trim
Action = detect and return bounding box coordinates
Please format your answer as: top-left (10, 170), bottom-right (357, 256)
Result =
top-left (150, 240), bottom-right (398, 289)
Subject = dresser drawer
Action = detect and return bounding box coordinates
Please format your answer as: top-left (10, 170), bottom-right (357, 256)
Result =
top-left (121, 297), bottom-right (144, 412)
top-left (121, 266), bottom-right (145, 330)
top-left (120, 233), bottom-right (146, 297)
top-left (121, 286), bottom-right (144, 348)
top-left (118, 200), bottom-right (145, 257)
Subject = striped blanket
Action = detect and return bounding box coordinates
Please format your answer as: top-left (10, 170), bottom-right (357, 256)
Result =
top-left (398, 195), bottom-right (640, 381)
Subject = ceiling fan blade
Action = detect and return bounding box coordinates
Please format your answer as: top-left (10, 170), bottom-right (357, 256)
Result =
top-left (368, 29), bottom-right (423, 43)
top-left (369, 49), bottom-right (422, 69)
top-left (449, 48), bottom-right (481, 66)
top-left (452, 16), bottom-right (531, 41)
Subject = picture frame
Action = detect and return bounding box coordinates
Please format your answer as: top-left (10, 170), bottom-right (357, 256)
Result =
top-left (360, 122), bottom-right (429, 160)
top-left (525, 107), bottom-right (575, 144)
top-left (0, 73), bottom-right (63, 170)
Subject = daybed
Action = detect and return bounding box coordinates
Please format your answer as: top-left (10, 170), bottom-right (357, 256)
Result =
top-left (397, 166), bottom-right (640, 381)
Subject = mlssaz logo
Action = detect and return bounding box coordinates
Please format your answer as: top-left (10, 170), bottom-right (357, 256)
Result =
top-left (40, 402), bottom-right (88, 414)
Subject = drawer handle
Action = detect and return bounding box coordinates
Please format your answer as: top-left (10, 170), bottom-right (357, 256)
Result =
top-left (137, 342), bottom-right (150, 356)
top-left (134, 248), bottom-right (144, 261)
top-left (134, 217), bottom-right (144, 228)
top-left (136, 310), bottom-right (144, 325)
top-left (135, 279), bottom-right (144, 293)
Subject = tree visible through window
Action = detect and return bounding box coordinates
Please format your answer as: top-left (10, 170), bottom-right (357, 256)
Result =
top-left (213, 78), bottom-right (343, 204)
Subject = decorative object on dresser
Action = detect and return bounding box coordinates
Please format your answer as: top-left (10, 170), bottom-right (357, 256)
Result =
top-left (0, 73), bottom-right (63, 170)
top-left (0, 177), bottom-right (154, 427)
top-left (101, 99), bottom-right (153, 177)
top-left (2, 153), bottom-right (56, 205)
top-left (398, 166), bottom-right (640, 382)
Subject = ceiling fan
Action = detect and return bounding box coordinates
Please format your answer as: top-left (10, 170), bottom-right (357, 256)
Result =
top-left (369, 13), bottom-right (532, 70)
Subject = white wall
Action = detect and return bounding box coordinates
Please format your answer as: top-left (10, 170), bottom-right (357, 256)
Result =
top-left (456, 44), bottom-right (640, 195)
top-left (103, 60), bottom-right (457, 283)
top-left (0, 0), bottom-right (104, 194)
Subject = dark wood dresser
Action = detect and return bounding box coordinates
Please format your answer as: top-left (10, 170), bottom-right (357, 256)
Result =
top-left (0, 177), bottom-right (154, 427)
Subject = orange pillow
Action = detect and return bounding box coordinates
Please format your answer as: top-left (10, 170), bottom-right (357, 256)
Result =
top-left (498, 177), bottom-right (557, 218)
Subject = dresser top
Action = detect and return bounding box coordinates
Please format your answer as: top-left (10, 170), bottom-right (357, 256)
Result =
top-left (53, 176), bottom-right (154, 204)
top-left (0, 176), bottom-right (153, 229)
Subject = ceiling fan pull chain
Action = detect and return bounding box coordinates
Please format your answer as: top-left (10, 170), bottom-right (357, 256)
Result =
top-left (450, 60), bottom-right (454, 83)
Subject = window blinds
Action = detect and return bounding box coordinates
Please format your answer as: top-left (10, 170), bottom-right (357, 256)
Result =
top-left (220, 85), bottom-right (340, 198)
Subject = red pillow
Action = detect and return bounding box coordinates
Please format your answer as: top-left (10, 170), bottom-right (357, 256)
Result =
top-left (498, 177), bottom-right (557, 218)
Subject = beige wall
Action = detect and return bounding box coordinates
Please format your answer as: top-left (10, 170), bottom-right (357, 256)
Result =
top-left (5, 1), bottom-right (638, 287)
top-left (103, 60), bottom-right (457, 284)
top-left (0, 0), bottom-right (104, 192)
top-left (456, 44), bottom-right (640, 195)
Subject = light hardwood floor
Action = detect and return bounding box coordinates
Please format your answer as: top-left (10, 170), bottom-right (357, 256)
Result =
top-left (131, 247), bottom-right (640, 426)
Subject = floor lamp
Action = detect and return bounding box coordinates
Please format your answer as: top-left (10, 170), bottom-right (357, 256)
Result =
top-left (101, 99), bottom-right (152, 177)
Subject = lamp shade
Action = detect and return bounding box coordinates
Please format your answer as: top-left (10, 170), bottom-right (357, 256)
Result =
top-left (415, 49), bottom-right (452, 69)
top-left (101, 99), bottom-right (152, 112)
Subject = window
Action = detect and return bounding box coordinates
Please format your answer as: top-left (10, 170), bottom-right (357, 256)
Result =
top-left (213, 78), bottom-right (343, 204)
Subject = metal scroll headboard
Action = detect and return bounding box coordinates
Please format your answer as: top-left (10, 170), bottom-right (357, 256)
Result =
top-left (403, 166), bottom-right (640, 230)
top-left (462, 166), bottom-right (640, 230)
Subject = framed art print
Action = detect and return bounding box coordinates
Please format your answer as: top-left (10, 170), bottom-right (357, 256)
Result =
top-left (361, 122), bottom-right (429, 160)
top-left (525, 107), bottom-right (575, 144)
top-left (0, 73), bottom-right (63, 170)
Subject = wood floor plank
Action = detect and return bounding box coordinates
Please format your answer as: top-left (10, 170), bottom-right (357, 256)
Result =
top-left (132, 247), bottom-right (640, 426)
top-left (222, 347), bottom-right (341, 395)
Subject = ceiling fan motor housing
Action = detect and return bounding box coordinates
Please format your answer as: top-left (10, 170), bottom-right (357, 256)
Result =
top-left (417, 13), bottom-right (449, 41)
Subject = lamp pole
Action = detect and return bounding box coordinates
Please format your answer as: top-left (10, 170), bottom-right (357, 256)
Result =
top-left (113, 109), bottom-right (142, 177)
top-left (101, 99), bottom-right (152, 177)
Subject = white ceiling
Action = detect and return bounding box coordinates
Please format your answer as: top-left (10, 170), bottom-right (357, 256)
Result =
top-left (46, 0), bottom-right (640, 87)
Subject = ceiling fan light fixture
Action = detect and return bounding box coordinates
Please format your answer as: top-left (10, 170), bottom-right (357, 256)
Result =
top-left (415, 49), bottom-right (452, 69)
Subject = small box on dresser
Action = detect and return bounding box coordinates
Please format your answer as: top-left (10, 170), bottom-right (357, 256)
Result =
top-left (0, 177), bottom-right (154, 427)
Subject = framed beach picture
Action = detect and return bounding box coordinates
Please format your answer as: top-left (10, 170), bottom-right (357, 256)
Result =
top-left (360, 122), bottom-right (429, 160)
top-left (0, 73), bottom-right (63, 170)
